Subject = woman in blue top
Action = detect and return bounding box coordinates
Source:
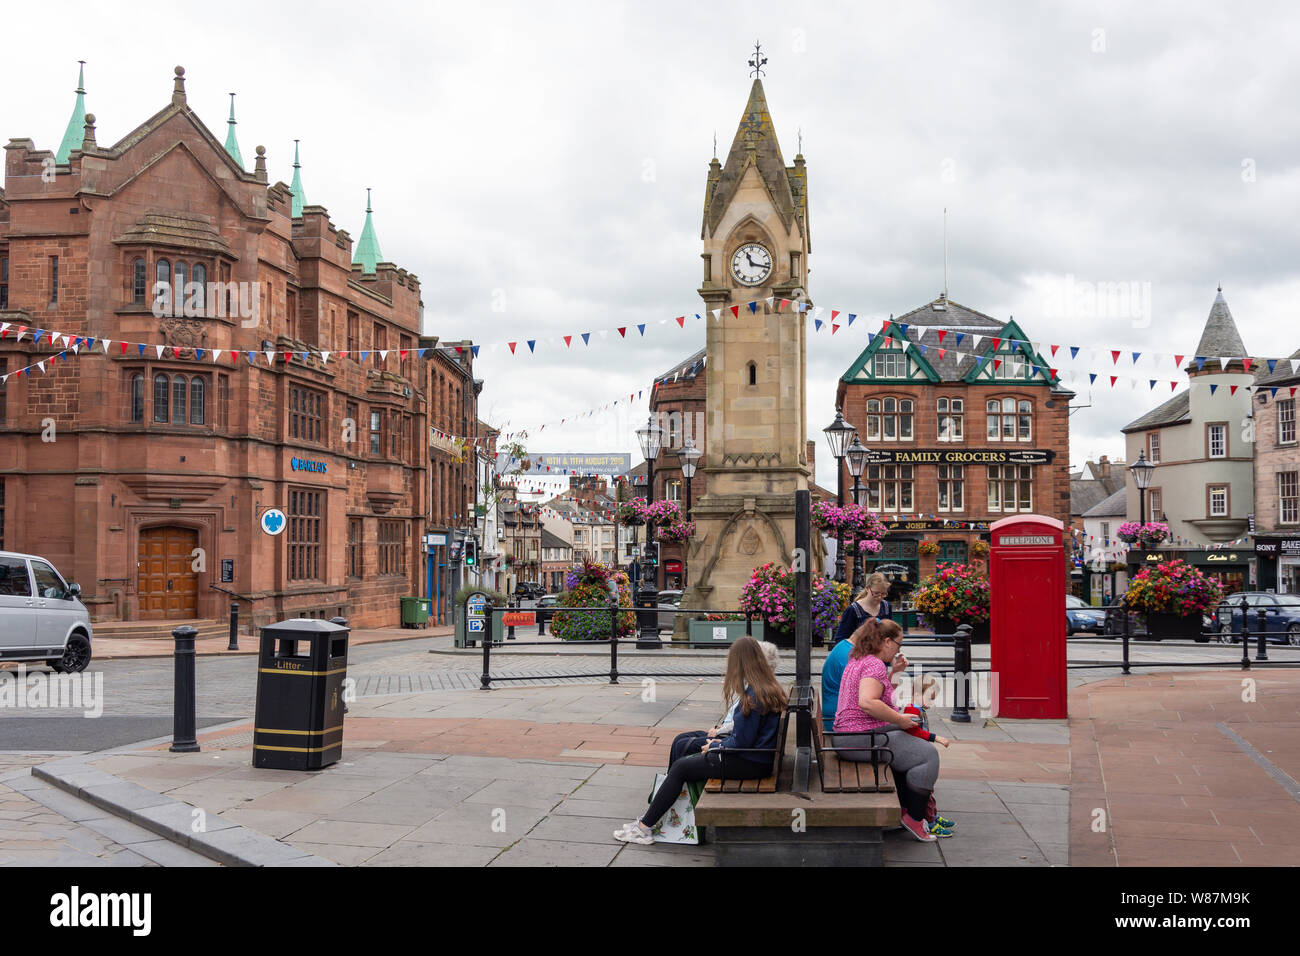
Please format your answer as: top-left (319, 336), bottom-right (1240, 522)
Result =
top-left (615, 636), bottom-right (786, 845)
top-left (821, 572), bottom-right (891, 730)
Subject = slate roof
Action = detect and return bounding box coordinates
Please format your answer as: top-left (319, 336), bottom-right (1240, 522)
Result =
top-left (1121, 390), bottom-right (1191, 433)
top-left (1071, 479), bottom-right (1114, 517)
top-left (1253, 347), bottom-right (1300, 388)
top-left (1193, 289), bottom-right (1248, 359)
top-left (656, 347), bottom-right (706, 383)
top-left (541, 529), bottom-right (570, 551)
top-left (1082, 488), bottom-right (1128, 519)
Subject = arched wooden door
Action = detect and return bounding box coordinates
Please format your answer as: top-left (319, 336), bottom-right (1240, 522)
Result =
top-left (137, 527), bottom-right (199, 620)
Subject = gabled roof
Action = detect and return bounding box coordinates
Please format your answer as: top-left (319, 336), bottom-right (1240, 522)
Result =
top-left (656, 347), bottom-right (706, 383)
top-left (703, 79), bottom-right (800, 237)
top-left (541, 529), bottom-right (570, 551)
top-left (1194, 289), bottom-right (1248, 359)
top-left (1082, 487), bottom-right (1128, 519)
top-left (1121, 390), bottom-right (1191, 433)
top-left (840, 318), bottom-right (941, 384)
top-left (1072, 478), bottom-right (1117, 516)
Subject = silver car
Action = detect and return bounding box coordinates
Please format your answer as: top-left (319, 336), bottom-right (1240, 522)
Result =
top-left (0, 551), bottom-right (94, 672)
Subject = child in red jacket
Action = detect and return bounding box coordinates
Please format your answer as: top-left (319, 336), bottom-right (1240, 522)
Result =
top-left (902, 674), bottom-right (955, 836)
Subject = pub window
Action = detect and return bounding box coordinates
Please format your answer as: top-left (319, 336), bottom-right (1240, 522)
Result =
top-left (370, 409), bottom-right (383, 455)
top-left (1208, 485), bottom-right (1228, 517)
top-left (348, 518), bottom-right (363, 577)
top-left (0, 256), bottom-right (8, 309)
top-left (217, 375), bottom-right (229, 428)
top-left (132, 258), bottom-right (147, 304)
top-left (374, 323), bottom-right (387, 363)
top-left (987, 397), bottom-right (1032, 441)
top-left (1280, 472), bottom-right (1299, 525)
top-left (937, 398), bottom-right (964, 442)
top-left (666, 479), bottom-right (682, 502)
top-left (286, 289), bottom-right (298, 341)
top-left (192, 263), bottom-right (206, 313)
top-left (174, 262), bottom-right (188, 314)
top-left (153, 374), bottom-right (170, 422)
top-left (400, 333), bottom-right (412, 370)
top-left (988, 464), bottom-right (1033, 512)
top-left (1279, 399), bottom-right (1296, 445)
top-left (937, 464), bottom-right (964, 512)
top-left (865, 397), bottom-right (912, 442)
top-left (389, 409), bottom-right (401, 458)
top-left (1207, 423), bottom-right (1227, 459)
top-left (189, 377), bottom-right (205, 425)
top-left (1101, 522), bottom-right (1110, 542)
top-left (130, 373), bottom-right (144, 422)
top-left (288, 489), bottom-right (323, 581)
top-left (347, 311), bottom-right (359, 354)
top-left (1148, 489), bottom-right (1162, 519)
top-left (993, 351), bottom-right (1026, 379)
top-left (1148, 431), bottom-right (1161, 463)
top-left (172, 375), bottom-right (188, 424)
top-left (938, 540), bottom-right (968, 565)
top-left (346, 402), bottom-right (358, 448)
top-left (865, 464), bottom-right (914, 513)
top-left (872, 351), bottom-right (907, 378)
top-left (290, 385), bottom-right (325, 444)
top-left (49, 256), bottom-right (59, 304)
top-left (378, 520), bottom-right (405, 575)
top-left (156, 258), bottom-right (171, 293)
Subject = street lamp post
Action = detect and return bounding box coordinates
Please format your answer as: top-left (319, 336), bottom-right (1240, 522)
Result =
top-left (635, 416), bottom-right (664, 649)
top-left (677, 438), bottom-right (702, 590)
top-left (845, 434), bottom-right (870, 595)
top-left (1130, 451), bottom-right (1155, 528)
top-left (823, 409), bottom-right (855, 584)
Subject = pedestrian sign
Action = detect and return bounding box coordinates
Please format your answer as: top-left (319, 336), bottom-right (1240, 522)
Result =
top-left (468, 619), bottom-right (484, 633)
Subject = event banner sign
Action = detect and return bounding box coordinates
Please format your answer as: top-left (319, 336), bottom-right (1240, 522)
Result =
top-left (863, 448), bottom-right (1055, 465)
top-left (511, 453), bottom-right (634, 475)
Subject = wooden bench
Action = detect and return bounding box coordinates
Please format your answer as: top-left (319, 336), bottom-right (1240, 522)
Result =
top-left (812, 689), bottom-right (895, 794)
top-left (703, 707), bottom-right (789, 794)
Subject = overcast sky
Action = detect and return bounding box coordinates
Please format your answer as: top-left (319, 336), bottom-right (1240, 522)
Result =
top-left (9, 1), bottom-right (1300, 492)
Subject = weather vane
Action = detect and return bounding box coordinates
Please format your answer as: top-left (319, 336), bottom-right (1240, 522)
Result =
top-left (748, 40), bottom-right (767, 78)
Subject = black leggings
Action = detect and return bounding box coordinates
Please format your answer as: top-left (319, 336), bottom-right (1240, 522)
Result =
top-left (642, 750), bottom-right (772, 827)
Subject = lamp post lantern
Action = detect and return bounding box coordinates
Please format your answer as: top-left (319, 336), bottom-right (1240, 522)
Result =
top-left (676, 438), bottom-right (702, 590)
top-left (823, 409), bottom-right (855, 583)
top-left (635, 416), bottom-right (664, 649)
top-left (845, 434), bottom-right (870, 595)
top-left (1130, 451), bottom-right (1155, 528)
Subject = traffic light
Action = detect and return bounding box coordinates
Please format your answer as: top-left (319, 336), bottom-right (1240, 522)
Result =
top-left (464, 537), bottom-right (477, 566)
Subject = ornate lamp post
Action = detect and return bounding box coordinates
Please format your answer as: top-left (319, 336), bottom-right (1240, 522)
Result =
top-left (676, 438), bottom-right (702, 589)
top-left (845, 434), bottom-right (870, 595)
top-left (635, 416), bottom-right (664, 649)
top-left (823, 409), bottom-right (855, 583)
top-left (1130, 451), bottom-right (1155, 528)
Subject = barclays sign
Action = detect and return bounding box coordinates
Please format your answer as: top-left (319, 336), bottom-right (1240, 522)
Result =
top-left (290, 457), bottom-right (327, 474)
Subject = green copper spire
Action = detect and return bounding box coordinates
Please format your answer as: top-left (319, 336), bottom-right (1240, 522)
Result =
top-left (289, 140), bottom-right (307, 218)
top-left (55, 61), bottom-right (87, 164)
top-left (353, 188), bottom-right (383, 274)
top-left (223, 93), bottom-right (244, 169)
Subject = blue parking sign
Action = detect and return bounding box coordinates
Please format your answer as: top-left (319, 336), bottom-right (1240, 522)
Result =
top-left (468, 619), bottom-right (484, 632)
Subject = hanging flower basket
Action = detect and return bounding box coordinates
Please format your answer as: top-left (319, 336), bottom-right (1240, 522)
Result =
top-left (1117, 521), bottom-right (1169, 547)
top-left (969, 540), bottom-right (990, 558)
top-left (917, 540), bottom-right (940, 556)
top-left (656, 520), bottom-right (695, 543)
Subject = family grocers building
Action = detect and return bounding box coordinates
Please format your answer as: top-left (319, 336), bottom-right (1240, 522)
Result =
top-left (0, 64), bottom-right (469, 630)
top-left (835, 297), bottom-right (1074, 604)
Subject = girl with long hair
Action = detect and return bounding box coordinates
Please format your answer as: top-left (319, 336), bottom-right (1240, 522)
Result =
top-left (614, 636), bottom-right (787, 845)
top-left (832, 618), bottom-right (946, 842)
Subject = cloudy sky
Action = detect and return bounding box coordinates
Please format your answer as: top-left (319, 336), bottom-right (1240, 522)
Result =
top-left (10, 1), bottom-right (1300, 491)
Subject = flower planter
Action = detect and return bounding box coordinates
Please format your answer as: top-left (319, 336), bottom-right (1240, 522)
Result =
top-left (925, 616), bottom-right (990, 643)
top-left (687, 619), bottom-right (764, 646)
top-left (1141, 612), bottom-right (1202, 642)
top-left (764, 625), bottom-right (830, 649)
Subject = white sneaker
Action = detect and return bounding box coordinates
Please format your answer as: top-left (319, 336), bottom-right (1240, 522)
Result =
top-left (614, 821), bottom-right (654, 845)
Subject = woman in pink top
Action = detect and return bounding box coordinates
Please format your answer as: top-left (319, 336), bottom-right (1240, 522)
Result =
top-left (832, 618), bottom-right (943, 842)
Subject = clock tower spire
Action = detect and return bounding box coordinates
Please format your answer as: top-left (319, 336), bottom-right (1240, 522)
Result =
top-left (685, 64), bottom-right (820, 612)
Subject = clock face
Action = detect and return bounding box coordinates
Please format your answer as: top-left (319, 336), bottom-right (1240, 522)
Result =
top-left (731, 243), bottom-right (773, 286)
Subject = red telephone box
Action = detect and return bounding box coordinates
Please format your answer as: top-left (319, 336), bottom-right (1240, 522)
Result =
top-left (989, 514), bottom-right (1067, 719)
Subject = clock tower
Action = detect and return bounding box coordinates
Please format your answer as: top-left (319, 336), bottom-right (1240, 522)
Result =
top-left (684, 71), bottom-right (821, 616)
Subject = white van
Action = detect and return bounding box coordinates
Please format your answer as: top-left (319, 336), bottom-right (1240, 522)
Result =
top-left (0, 551), bottom-right (94, 672)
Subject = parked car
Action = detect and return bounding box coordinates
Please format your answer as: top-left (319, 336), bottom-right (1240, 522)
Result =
top-left (513, 582), bottom-right (544, 602)
top-left (657, 589), bottom-right (684, 632)
top-left (1212, 592), bottom-right (1300, 645)
top-left (537, 593), bottom-right (559, 626)
top-left (1065, 594), bottom-right (1107, 636)
top-left (0, 551), bottom-right (94, 672)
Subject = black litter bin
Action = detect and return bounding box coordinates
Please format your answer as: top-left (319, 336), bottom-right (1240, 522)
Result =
top-left (253, 618), bottom-right (349, 770)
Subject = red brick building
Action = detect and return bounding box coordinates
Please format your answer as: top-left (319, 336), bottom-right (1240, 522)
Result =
top-left (834, 297), bottom-right (1072, 602)
top-left (0, 65), bottom-right (450, 630)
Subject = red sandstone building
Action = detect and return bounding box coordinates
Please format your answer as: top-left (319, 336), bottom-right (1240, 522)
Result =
top-left (834, 296), bottom-right (1073, 601)
top-left (0, 64), bottom-right (465, 630)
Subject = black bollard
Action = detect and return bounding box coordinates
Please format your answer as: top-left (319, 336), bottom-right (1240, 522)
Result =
top-left (481, 610), bottom-right (493, 690)
top-left (507, 598), bottom-right (517, 640)
top-left (170, 625), bottom-right (200, 753)
top-left (227, 601), bottom-right (239, 651)
top-left (609, 598), bottom-right (620, 685)
top-left (1239, 609), bottom-right (1251, 670)
top-left (950, 623), bottom-right (972, 723)
top-left (1256, 609), bottom-right (1269, 662)
top-left (1121, 604), bottom-right (1131, 676)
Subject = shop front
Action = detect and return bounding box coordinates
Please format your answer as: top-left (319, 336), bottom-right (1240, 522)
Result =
top-left (1255, 538), bottom-right (1300, 594)
top-left (1127, 548), bottom-right (1251, 596)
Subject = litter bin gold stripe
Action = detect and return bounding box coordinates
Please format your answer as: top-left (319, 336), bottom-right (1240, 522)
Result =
top-left (257, 667), bottom-right (348, 677)
top-left (253, 742), bottom-right (344, 754)
top-left (255, 725), bottom-right (344, 737)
